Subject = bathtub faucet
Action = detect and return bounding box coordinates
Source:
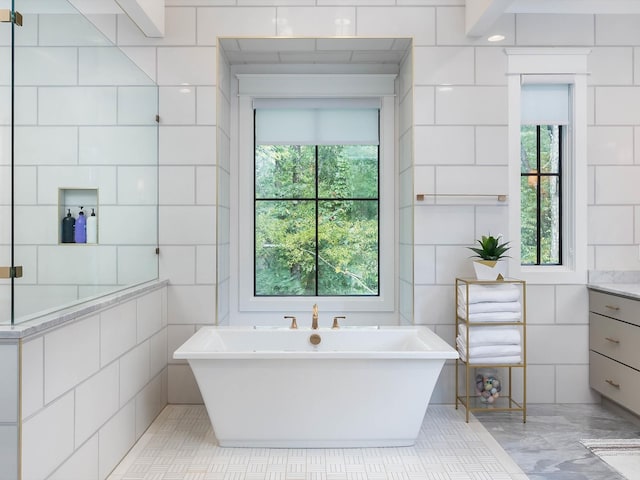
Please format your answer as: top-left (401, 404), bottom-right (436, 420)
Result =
top-left (312, 303), bottom-right (319, 329)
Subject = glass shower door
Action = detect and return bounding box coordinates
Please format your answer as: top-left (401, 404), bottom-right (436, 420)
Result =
top-left (0, 0), bottom-right (19, 325)
top-left (5, 0), bottom-right (159, 325)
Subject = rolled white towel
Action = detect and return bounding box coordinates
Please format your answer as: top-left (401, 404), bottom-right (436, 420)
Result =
top-left (457, 311), bottom-right (522, 323)
top-left (458, 324), bottom-right (521, 346)
top-left (456, 336), bottom-right (521, 358)
top-left (457, 300), bottom-right (521, 315)
top-left (457, 284), bottom-right (520, 304)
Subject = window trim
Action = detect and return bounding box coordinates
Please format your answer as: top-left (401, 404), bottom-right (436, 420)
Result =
top-left (235, 94), bottom-right (396, 312)
top-left (506, 48), bottom-right (589, 284)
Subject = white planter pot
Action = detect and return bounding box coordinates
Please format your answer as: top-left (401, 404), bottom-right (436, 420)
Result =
top-left (473, 260), bottom-right (507, 281)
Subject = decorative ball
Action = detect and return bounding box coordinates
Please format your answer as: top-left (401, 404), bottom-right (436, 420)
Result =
top-left (475, 370), bottom-right (502, 406)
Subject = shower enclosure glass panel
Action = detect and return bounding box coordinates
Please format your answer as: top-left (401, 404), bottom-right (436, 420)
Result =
top-left (0, 0), bottom-right (17, 324)
top-left (0, 0), bottom-right (159, 325)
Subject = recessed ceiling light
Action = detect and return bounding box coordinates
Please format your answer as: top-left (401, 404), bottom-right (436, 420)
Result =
top-left (488, 34), bottom-right (505, 42)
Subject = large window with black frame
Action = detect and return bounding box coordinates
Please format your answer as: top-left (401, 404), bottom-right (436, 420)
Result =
top-left (253, 104), bottom-right (380, 296)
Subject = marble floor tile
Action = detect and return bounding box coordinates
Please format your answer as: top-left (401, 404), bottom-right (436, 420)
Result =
top-left (475, 402), bottom-right (640, 480)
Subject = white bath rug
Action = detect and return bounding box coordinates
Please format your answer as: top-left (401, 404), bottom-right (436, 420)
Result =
top-left (581, 438), bottom-right (640, 480)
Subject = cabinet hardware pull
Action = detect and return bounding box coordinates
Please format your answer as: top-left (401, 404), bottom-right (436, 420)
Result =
top-left (605, 379), bottom-right (620, 388)
top-left (605, 337), bottom-right (620, 344)
top-left (605, 305), bottom-right (620, 311)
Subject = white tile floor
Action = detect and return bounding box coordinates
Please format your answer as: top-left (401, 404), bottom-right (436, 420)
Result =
top-left (108, 404), bottom-right (528, 480)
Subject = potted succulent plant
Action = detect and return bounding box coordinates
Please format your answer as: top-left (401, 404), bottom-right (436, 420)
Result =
top-left (468, 234), bottom-right (511, 280)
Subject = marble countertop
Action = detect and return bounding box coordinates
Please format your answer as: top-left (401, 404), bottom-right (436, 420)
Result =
top-left (587, 283), bottom-right (640, 300)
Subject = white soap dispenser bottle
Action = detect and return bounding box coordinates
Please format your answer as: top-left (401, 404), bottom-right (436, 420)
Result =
top-left (86, 208), bottom-right (97, 244)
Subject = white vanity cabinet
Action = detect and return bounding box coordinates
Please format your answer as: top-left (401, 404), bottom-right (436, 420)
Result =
top-left (589, 289), bottom-right (640, 415)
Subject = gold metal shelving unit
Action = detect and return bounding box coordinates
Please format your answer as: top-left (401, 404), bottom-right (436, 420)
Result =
top-left (455, 277), bottom-right (527, 423)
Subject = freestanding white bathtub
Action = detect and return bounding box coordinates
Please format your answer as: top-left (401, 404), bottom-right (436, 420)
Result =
top-left (173, 325), bottom-right (458, 448)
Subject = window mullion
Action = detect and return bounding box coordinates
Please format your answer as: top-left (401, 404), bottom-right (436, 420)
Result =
top-left (314, 145), bottom-right (319, 296)
top-left (536, 125), bottom-right (542, 266)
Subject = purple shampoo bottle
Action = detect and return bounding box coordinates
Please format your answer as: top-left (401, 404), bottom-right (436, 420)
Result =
top-left (74, 206), bottom-right (87, 243)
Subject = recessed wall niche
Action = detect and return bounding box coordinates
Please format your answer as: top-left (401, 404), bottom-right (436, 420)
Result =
top-left (58, 188), bottom-right (98, 244)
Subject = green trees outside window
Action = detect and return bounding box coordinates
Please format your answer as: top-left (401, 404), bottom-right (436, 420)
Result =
top-left (520, 125), bottom-right (562, 265)
top-left (255, 144), bottom-right (379, 296)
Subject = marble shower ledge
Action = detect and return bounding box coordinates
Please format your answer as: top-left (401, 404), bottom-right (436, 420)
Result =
top-left (0, 279), bottom-right (169, 339)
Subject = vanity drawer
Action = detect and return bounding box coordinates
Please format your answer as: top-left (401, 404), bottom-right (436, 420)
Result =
top-left (589, 291), bottom-right (640, 327)
top-left (589, 313), bottom-right (640, 370)
top-left (590, 351), bottom-right (640, 414)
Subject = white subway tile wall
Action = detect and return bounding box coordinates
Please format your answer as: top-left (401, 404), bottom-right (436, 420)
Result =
top-left (475, 47), bottom-right (508, 85)
top-left (0, 343), bottom-right (18, 424)
top-left (44, 315), bottom-right (101, 403)
top-left (20, 286), bottom-right (168, 480)
top-left (596, 14), bottom-right (640, 45)
top-left (119, 342), bottom-right (151, 406)
top-left (414, 125), bottom-right (475, 165)
top-left (20, 337), bottom-right (43, 419)
top-left (556, 365), bottom-right (600, 403)
top-left (97, 402), bottom-right (136, 480)
top-left (595, 87), bottom-right (640, 124)
top-left (436, 85), bottom-right (508, 125)
top-left (517, 13), bottom-right (594, 45)
top-left (414, 206), bottom-right (475, 244)
top-left (102, 305), bottom-right (137, 366)
top-left (276, 7), bottom-right (357, 36)
top-left (414, 46), bottom-right (475, 85)
top-left (48, 434), bottom-right (98, 480)
top-left (75, 362), bottom-right (120, 446)
top-left (588, 47), bottom-right (633, 85)
top-left (587, 126), bottom-right (634, 164)
top-left (588, 205), bottom-right (634, 244)
top-left (524, 285), bottom-right (556, 325)
top-left (357, 7), bottom-right (435, 44)
top-left (22, 392), bottom-right (75, 480)
top-left (14, 126), bottom-right (79, 164)
top-left (398, 52), bottom-right (414, 327)
top-left (555, 285), bottom-right (589, 324)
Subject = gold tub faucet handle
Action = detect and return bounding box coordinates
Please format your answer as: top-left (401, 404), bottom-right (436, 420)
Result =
top-left (332, 316), bottom-right (345, 329)
top-left (284, 315), bottom-right (297, 329)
